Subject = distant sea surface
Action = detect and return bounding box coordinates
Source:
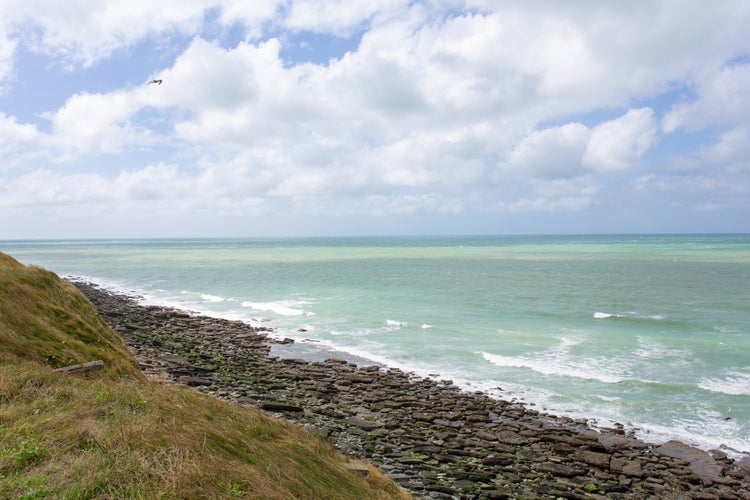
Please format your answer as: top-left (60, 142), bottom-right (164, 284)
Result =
top-left (4, 234), bottom-right (749, 455)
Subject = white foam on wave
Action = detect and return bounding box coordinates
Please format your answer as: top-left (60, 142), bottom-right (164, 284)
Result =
top-left (479, 336), bottom-right (629, 384)
top-left (593, 395), bottom-right (622, 402)
top-left (635, 337), bottom-right (692, 360)
top-left (478, 352), bottom-right (750, 458)
top-left (296, 337), bottom-right (520, 400)
top-left (179, 290), bottom-right (231, 304)
top-left (385, 320), bottom-right (433, 329)
top-left (481, 351), bottom-right (627, 384)
top-left (199, 293), bottom-right (226, 303)
top-left (594, 311), bottom-right (622, 319)
top-left (594, 311), bottom-right (666, 320)
top-left (698, 370), bottom-right (750, 396)
top-left (63, 275), bottom-right (259, 324)
top-left (64, 275), bottom-right (749, 459)
top-left (241, 300), bottom-right (309, 317)
top-left (330, 327), bottom-right (379, 337)
top-left (636, 408), bottom-right (749, 459)
top-left (715, 325), bottom-right (743, 334)
top-left (64, 274), bottom-right (142, 299)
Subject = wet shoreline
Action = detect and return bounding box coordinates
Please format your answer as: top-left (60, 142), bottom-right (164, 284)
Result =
top-left (72, 279), bottom-right (750, 499)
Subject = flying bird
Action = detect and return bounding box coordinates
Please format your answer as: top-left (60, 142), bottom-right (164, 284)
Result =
top-left (147, 79), bottom-right (163, 85)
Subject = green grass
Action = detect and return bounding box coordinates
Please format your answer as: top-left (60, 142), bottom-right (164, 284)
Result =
top-left (0, 253), bottom-right (410, 499)
top-left (0, 253), bottom-right (141, 378)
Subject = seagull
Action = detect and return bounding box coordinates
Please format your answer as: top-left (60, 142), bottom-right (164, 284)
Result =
top-left (147, 79), bottom-right (163, 85)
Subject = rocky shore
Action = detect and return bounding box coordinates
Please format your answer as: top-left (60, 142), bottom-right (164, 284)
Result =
top-left (72, 280), bottom-right (750, 500)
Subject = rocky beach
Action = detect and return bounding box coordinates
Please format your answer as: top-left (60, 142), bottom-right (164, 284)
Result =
top-left (72, 280), bottom-right (750, 500)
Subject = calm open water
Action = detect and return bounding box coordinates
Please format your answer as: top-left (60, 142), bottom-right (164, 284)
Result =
top-left (4, 234), bottom-right (749, 455)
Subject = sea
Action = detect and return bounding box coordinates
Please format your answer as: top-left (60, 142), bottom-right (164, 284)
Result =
top-left (3, 234), bottom-right (749, 456)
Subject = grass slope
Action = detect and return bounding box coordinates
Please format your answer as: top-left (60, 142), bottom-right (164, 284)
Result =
top-left (0, 253), bottom-right (141, 379)
top-left (0, 253), bottom-right (409, 499)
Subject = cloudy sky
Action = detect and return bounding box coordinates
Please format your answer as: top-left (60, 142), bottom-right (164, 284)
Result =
top-left (1, 1), bottom-right (749, 238)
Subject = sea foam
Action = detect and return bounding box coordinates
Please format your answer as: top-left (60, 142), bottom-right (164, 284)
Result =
top-left (594, 311), bottom-right (623, 319)
top-left (199, 293), bottom-right (226, 303)
top-left (698, 370), bottom-right (750, 396)
top-left (635, 337), bottom-right (692, 360)
top-left (594, 311), bottom-right (666, 320)
top-left (241, 300), bottom-right (309, 317)
top-left (479, 339), bottom-right (628, 385)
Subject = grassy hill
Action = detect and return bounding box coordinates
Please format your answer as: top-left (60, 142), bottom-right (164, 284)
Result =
top-left (0, 253), bottom-right (410, 499)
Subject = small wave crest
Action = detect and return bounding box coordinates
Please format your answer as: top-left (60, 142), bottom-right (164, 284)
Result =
top-left (241, 300), bottom-right (310, 317)
top-left (199, 293), bottom-right (225, 303)
top-left (594, 311), bottom-right (665, 320)
top-left (698, 370), bottom-right (750, 396)
top-left (594, 311), bottom-right (623, 319)
top-left (64, 274), bottom-right (142, 299)
top-left (635, 337), bottom-right (692, 360)
top-left (479, 350), bottom-right (626, 384)
top-left (386, 320), bottom-right (433, 329)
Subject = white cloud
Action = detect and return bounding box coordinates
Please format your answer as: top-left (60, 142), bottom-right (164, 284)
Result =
top-left (663, 63), bottom-right (750, 133)
top-left (283, 0), bottom-right (407, 35)
top-left (0, 162), bottom-right (193, 214)
top-left (583, 108), bottom-right (658, 173)
top-left (0, 0), bottom-right (211, 67)
top-left (0, 0), bottom-right (409, 69)
top-left (0, 112), bottom-right (38, 144)
top-left (504, 109), bottom-right (658, 180)
top-left (631, 170), bottom-right (750, 209)
top-left (1, 1), bottom-right (749, 236)
top-left (0, 112), bottom-right (41, 169)
top-left (216, 0), bottom-right (286, 38)
top-left (502, 177), bottom-right (598, 213)
top-left (507, 123), bottom-right (589, 179)
top-left (0, 169), bottom-right (108, 211)
top-left (43, 90), bottom-right (156, 156)
top-left (697, 126), bottom-right (750, 172)
top-left (167, 38), bottom-right (291, 145)
top-left (115, 163), bottom-right (185, 201)
top-left (0, 20), bottom-right (15, 87)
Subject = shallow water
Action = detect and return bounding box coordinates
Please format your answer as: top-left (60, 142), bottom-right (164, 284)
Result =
top-left (4, 234), bottom-right (749, 454)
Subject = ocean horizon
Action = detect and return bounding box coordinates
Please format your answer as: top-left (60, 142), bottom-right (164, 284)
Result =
top-left (3, 233), bottom-right (749, 457)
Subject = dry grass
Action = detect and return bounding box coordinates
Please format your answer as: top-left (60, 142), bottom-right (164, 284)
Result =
top-left (0, 253), bottom-right (411, 499)
top-left (0, 253), bottom-right (141, 378)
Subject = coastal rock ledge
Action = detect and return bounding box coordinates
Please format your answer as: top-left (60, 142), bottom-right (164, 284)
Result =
top-left (73, 280), bottom-right (750, 500)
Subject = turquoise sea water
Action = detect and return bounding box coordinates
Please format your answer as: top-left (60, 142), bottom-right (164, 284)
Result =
top-left (3, 235), bottom-right (749, 455)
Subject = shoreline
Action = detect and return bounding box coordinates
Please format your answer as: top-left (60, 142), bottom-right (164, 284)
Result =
top-left (86, 275), bottom-right (747, 459)
top-left (71, 279), bottom-right (750, 499)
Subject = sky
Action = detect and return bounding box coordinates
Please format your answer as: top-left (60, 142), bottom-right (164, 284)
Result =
top-left (0, 0), bottom-right (749, 239)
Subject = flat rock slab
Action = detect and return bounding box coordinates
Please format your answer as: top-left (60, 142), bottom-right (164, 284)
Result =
top-left (177, 376), bottom-right (215, 386)
top-left (535, 462), bottom-right (585, 477)
top-left (71, 280), bottom-right (750, 500)
top-left (261, 402), bottom-right (304, 412)
top-left (345, 416), bottom-right (383, 430)
top-left (579, 450), bottom-right (610, 468)
top-left (656, 440), bottom-right (724, 485)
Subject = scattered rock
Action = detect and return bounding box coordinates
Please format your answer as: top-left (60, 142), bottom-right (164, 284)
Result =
top-left (579, 450), bottom-right (610, 469)
top-left (535, 461), bottom-right (585, 477)
top-left (71, 280), bottom-right (750, 500)
top-left (483, 454), bottom-right (515, 466)
top-left (177, 375), bottom-right (214, 386)
top-left (261, 402), bottom-right (304, 412)
top-left (656, 440), bottom-right (724, 485)
top-left (345, 416), bottom-right (382, 430)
